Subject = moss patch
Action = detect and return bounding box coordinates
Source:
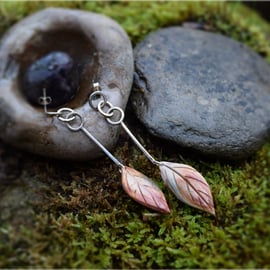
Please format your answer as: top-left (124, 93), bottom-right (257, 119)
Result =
top-left (0, 1), bottom-right (270, 268)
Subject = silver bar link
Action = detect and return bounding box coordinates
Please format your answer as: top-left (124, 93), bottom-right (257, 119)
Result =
top-left (120, 122), bottom-right (160, 166)
top-left (89, 83), bottom-right (160, 166)
top-left (80, 127), bottom-right (124, 169)
top-left (39, 88), bottom-right (124, 169)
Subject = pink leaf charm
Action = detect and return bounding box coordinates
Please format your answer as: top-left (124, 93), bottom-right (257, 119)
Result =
top-left (159, 162), bottom-right (215, 215)
top-left (121, 166), bottom-right (170, 214)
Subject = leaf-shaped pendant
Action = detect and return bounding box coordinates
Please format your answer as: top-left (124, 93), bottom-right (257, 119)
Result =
top-left (159, 162), bottom-right (215, 215)
top-left (121, 166), bottom-right (170, 214)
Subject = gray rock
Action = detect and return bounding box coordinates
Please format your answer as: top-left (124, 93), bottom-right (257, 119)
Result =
top-left (131, 27), bottom-right (270, 160)
top-left (0, 8), bottom-right (133, 160)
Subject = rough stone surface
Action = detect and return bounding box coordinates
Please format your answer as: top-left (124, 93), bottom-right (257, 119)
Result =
top-left (0, 8), bottom-right (133, 160)
top-left (131, 27), bottom-right (270, 160)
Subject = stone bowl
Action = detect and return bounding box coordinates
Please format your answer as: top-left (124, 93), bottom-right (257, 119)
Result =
top-left (0, 8), bottom-right (134, 160)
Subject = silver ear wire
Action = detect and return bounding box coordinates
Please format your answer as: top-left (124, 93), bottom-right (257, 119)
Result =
top-left (93, 82), bottom-right (100, 91)
top-left (38, 88), bottom-right (51, 113)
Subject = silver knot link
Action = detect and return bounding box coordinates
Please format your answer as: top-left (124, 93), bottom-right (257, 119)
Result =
top-left (57, 108), bottom-right (76, 122)
top-left (89, 86), bottom-right (125, 125)
top-left (89, 91), bottom-right (108, 111)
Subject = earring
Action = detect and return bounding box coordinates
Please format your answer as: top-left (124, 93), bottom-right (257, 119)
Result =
top-left (39, 88), bottom-right (170, 214)
top-left (89, 83), bottom-right (215, 216)
top-left (39, 83), bottom-right (215, 216)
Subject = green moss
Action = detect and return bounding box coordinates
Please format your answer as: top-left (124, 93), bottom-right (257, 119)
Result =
top-left (0, 1), bottom-right (270, 268)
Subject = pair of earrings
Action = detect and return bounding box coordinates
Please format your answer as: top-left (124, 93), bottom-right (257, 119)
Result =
top-left (39, 83), bottom-right (215, 215)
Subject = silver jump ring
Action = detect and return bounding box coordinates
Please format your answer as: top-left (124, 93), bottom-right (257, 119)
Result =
top-left (57, 108), bottom-right (76, 122)
top-left (97, 101), bottom-right (114, 118)
top-left (106, 106), bottom-right (124, 125)
top-left (66, 112), bottom-right (84, 131)
top-left (89, 91), bottom-right (107, 110)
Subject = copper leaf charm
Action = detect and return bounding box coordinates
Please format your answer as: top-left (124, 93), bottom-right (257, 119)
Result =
top-left (159, 162), bottom-right (215, 215)
top-left (121, 166), bottom-right (170, 214)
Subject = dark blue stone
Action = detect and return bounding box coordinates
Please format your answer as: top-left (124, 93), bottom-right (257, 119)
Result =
top-left (23, 51), bottom-right (79, 107)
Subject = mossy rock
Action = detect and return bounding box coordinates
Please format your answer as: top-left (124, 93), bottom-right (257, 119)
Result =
top-left (0, 1), bottom-right (269, 268)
